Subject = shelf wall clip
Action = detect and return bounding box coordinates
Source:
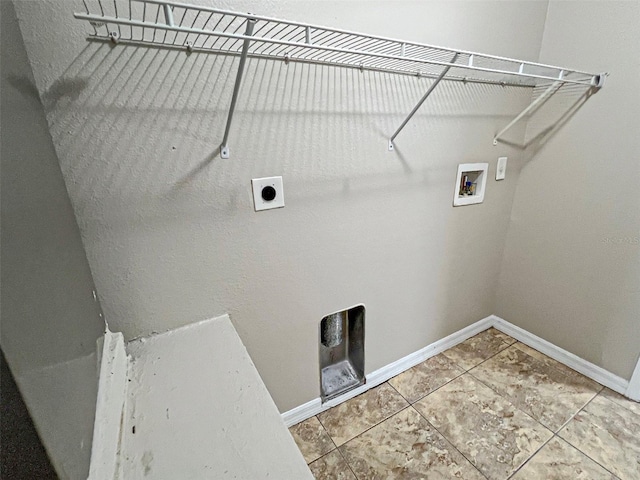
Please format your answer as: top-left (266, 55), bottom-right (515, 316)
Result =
top-left (389, 53), bottom-right (459, 151)
top-left (220, 18), bottom-right (257, 159)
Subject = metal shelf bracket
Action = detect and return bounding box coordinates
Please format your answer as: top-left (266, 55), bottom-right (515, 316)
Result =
top-left (220, 18), bottom-right (256, 159)
top-left (493, 72), bottom-right (605, 146)
top-left (493, 80), bottom-right (562, 146)
top-left (389, 53), bottom-right (459, 151)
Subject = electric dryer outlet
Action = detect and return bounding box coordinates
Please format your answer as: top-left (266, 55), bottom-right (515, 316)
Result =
top-left (251, 176), bottom-right (285, 211)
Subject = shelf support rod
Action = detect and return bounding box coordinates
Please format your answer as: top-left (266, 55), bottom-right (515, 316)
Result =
top-left (493, 80), bottom-right (561, 145)
top-left (220, 18), bottom-right (256, 159)
top-left (388, 53), bottom-right (459, 151)
top-left (163, 4), bottom-right (174, 27)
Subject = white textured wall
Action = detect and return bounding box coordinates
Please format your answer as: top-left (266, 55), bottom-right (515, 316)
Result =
top-left (496, 1), bottom-right (640, 380)
top-left (1, 1), bottom-right (106, 477)
top-left (13, 0), bottom-right (550, 411)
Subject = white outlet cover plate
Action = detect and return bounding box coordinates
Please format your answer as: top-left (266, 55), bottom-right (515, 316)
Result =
top-left (496, 157), bottom-right (507, 180)
top-left (251, 176), bottom-right (285, 211)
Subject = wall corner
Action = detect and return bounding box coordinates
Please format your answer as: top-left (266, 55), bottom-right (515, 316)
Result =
top-left (88, 328), bottom-right (129, 480)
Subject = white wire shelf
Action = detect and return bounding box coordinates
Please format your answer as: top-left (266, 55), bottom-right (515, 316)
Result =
top-left (74, 0), bottom-right (606, 155)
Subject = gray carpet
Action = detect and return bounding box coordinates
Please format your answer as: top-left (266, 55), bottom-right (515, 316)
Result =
top-left (1, 350), bottom-right (58, 479)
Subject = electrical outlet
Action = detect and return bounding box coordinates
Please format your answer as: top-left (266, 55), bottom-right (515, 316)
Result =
top-left (496, 157), bottom-right (507, 180)
top-left (251, 176), bottom-right (285, 211)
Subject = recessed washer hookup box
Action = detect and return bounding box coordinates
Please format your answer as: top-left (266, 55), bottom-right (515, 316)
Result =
top-left (319, 305), bottom-right (365, 402)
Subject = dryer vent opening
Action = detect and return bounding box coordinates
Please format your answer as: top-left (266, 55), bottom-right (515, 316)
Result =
top-left (319, 305), bottom-right (365, 402)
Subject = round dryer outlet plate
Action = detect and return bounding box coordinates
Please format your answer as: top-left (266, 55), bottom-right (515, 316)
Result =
top-left (251, 176), bottom-right (285, 211)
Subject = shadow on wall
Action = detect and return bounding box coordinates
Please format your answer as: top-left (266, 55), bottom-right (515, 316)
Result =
top-left (47, 38), bottom-right (594, 220)
top-left (46, 39), bottom-right (545, 215)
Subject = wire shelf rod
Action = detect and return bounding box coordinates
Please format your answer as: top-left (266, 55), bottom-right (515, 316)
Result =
top-left (219, 18), bottom-right (256, 159)
top-left (75, 12), bottom-right (599, 87)
top-left (493, 80), bottom-right (562, 145)
top-left (389, 53), bottom-right (460, 151)
top-left (127, 0), bottom-right (598, 79)
top-left (82, 34), bottom-right (534, 88)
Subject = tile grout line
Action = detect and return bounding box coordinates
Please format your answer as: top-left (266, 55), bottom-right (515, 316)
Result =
top-left (335, 443), bottom-right (360, 480)
top-left (409, 403), bottom-right (490, 480)
top-left (466, 343), bottom-right (604, 434)
top-left (465, 366), bottom-right (557, 433)
top-left (413, 367), bottom-right (554, 480)
top-left (409, 358), bottom-right (595, 480)
top-left (553, 435), bottom-right (621, 480)
top-left (446, 334), bottom-right (619, 479)
top-left (312, 412), bottom-right (361, 480)
top-left (385, 379), bottom-right (412, 404)
top-left (512, 341), bottom-right (606, 389)
top-left (367, 332), bottom-right (521, 478)
top-left (555, 392), bottom-right (623, 479)
top-left (436, 335), bottom-right (560, 479)
top-left (296, 328), bottom-right (630, 479)
top-left (504, 433), bottom-right (556, 480)
top-left (478, 356), bottom-right (613, 479)
top-left (333, 403), bottom-right (414, 451)
top-left (442, 328), bottom-right (516, 373)
top-left (320, 402), bottom-right (417, 479)
top-left (456, 338), bottom-right (515, 373)
top-left (313, 413), bottom-right (340, 458)
top-left (405, 369), bottom-right (466, 405)
top-left (292, 414), bottom-right (337, 466)
top-left (554, 384), bottom-right (604, 434)
top-left (316, 383), bottom-right (410, 450)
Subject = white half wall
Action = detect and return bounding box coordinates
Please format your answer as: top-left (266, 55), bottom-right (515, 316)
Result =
top-left (120, 315), bottom-right (312, 479)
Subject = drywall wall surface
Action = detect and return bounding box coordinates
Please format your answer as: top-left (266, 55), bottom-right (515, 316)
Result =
top-left (0, 1), bottom-right (106, 477)
top-left (122, 314), bottom-right (313, 479)
top-left (14, 0), bottom-right (549, 411)
top-left (496, 1), bottom-right (640, 379)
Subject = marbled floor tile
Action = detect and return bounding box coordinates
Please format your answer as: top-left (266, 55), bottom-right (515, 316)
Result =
top-left (442, 328), bottom-right (513, 370)
top-left (308, 450), bottom-right (357, 480)
top-left (487, 327), bottom-right (518, 346)
top-left (471, 346), bottom-right (600, 431)
top-left (559, 394), bottom-right (640, 480)
top-left (513, 343), bottom-right (603, 387)
top-left (317, 383), bottom-right (408, 446)
top-left (289, 416), bottom-right (335, 464)
top-left (414, 374), bottom-right (552, 480)
top-left (339, 407), bottom-right (485, 480)
top-left (511, 437), bottom-right (618, 480)
top-left (599, 387), bottom-right (640, 417)
top-left (388, 353), bottom-right (464, 403)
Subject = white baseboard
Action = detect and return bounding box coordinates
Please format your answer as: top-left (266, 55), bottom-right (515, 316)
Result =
top-left (282, 315), bottom-right (494, 427)
top-left (89, 328), bottom-right (130, 480)
top-left (283, 314), bottom-right (636, 427)
top-left (491, 315), bottom-right (629, 395)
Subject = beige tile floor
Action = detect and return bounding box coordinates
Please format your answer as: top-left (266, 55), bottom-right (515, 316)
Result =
top-left (289, 328), bottom-right (640, 480)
